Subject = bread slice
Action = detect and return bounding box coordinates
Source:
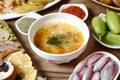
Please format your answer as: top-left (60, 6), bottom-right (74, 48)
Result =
top-left (99, 0), bottom-right (113, 5)
top-left (113, 0), bottom-right (120, 7)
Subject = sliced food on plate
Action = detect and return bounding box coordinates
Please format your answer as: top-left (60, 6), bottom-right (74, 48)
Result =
top-left (0, 20), bottom-right (20, 59)
top-left (0, 20), bottom-right (41, 80)
top-left (0, 0), bottom-right (61, 20)
top-left (94, 0), bottom-right (120, 7)
top-left (0, 40), bottom-right (22, 59)
top-left (0, 20), bottom-right (17, 41)
top-left (0, 0), bottom-right (54, 14)
top-left (0, 29), bottom-right (9, 41)
top-left (92, 0), bottom-right (120, 10)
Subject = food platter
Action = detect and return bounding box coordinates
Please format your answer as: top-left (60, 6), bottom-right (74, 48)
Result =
top-left (69, 51), bottom-right (120, 80)
top-left (0, 20), bottom-right (45, 80)
top-left (92, 0), bottom-right (120, 11)
top-left (1, 0), bottom-right (120, 80)
top-left (0, 0), bottom-right (61, 20)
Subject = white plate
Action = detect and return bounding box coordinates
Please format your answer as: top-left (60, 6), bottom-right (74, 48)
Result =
top-left (69, 51), bottom-right (120, 80)
top-left (92, 13), bottom-right (120, 49)
top-left (93, 33), bottom-right (120, 49)
top-left (59, 4), bottom-right (88, 21)
top-left (0, 0), bottom-right (61, 20)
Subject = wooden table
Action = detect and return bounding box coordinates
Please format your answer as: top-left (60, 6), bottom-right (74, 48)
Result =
top-left (5, 0), bottom-right (120, 80)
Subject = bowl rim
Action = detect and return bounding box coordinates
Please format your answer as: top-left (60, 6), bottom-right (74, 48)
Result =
top-left (93, 33), bottom-right (120, 49)
top-left (15, 12), bottom-right (42, 36)
top-left (28, 12), bottom-right (90, 57)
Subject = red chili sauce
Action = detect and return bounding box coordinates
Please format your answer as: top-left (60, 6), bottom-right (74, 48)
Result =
top-left (61, 6), bottom-right (86, 19)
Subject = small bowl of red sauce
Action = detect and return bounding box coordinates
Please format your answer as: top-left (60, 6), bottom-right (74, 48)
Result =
top-left (59, 4), bottom-right (88, 21)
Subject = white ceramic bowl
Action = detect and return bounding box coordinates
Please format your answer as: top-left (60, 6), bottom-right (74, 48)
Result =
top-left (59, 4), bottom-right (88, 21)
top-left (92, 13), bottom-right (120, 49)
top-left (69, 51), bottom-right (120, 80)
top-left (15, 12), bottom-right (41, 36)
top-left (28, 13), bottom-right (90, 64)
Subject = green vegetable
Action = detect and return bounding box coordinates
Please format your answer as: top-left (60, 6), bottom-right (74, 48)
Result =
top-left (106, 10), bottom-right (120, 33)
top-left (0, 23), bottom-right (17, 41)
top-left (102, 31), bottom-right (120, 45)
top-left (9, 37), bottom-right (17, 41)
top-left (117, 13), bottom-right (120, 16)
top-left (0, 24), bottom-right (3, 28)
top-left (47, 34), bottom-right (66, 46)
top-left (92, 17), bottom-right (107, 40)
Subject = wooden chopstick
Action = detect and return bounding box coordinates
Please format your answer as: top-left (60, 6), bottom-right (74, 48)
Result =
top-left (33, 62), bottom-right (48, 80)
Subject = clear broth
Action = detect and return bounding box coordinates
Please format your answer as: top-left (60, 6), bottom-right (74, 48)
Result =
top-left (34, 22), bottom-right (84, 54)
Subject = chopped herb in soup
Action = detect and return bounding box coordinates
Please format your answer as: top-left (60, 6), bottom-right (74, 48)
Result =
top-left (18, 17), bottom-right (36, 33)
top-left (47, 34), bottom-right (66, 46)
top-left (34, 22), bottom-right (84, 54)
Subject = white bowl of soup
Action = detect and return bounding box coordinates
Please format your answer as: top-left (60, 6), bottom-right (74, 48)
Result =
top-left (28, 13), bottom-right (90, 64)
